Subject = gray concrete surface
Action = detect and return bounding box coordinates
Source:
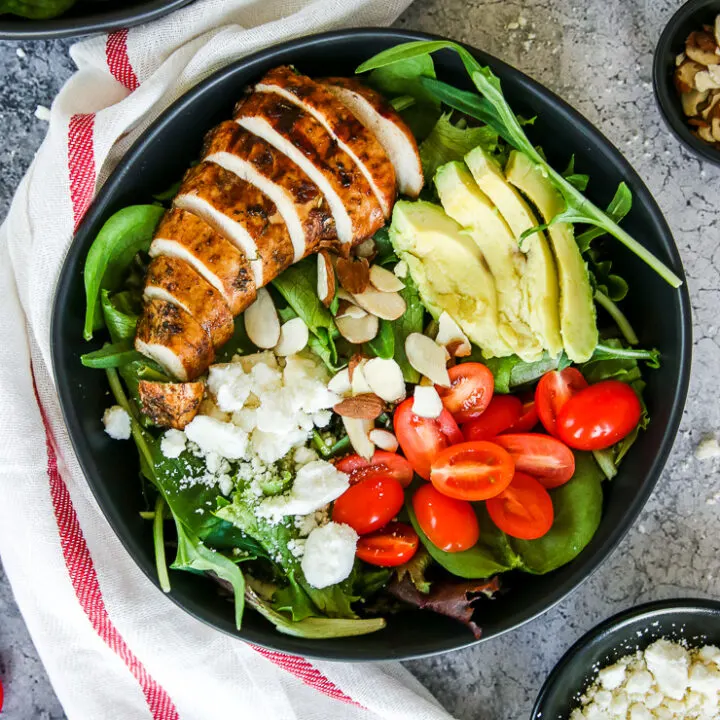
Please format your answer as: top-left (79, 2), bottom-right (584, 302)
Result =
top-left (1, 1), bottom-right (719, 718)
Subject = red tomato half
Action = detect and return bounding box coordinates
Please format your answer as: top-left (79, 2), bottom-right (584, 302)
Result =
top-left (486, 472), bottom-right (554, 540)
top-left (430, 441), bottom-right (515, 500)
top-left (437, 362), bottom-right (495, 423)
top-left (535, 368), bottom-right (588, 437)
top-left (394, 398), bottom-right (463, 480)
top-left (413, 484), bottom-right (479, 552)
top-left (356, 522), bottom-right (419, 567)
top-left (332, 476), bottom-right (405, 535)
top-left (492, 433), bottom-right (575, 488)
top-left (463, 395), bottom-right (523, 442)
top-left (557, 380), bottom-right (642, 451)
top-left (506, 397), bottom-right (539, 433)
top-left (336, 450), bottom-right (414, 488)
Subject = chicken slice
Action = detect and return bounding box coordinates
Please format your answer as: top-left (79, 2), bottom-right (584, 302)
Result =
top-left (144, 255), bottom-right (234, 348)
top-left (322, 77), bottom-right (424, 198)
top-left (174, 161), bottom-right (294, 287)
top-left (255, 66), bottom-right (396, 218)
top-left (150, 208), bottom-right (256, 316)
top-left (203, 122), bottom-right (336, 261)
top-left (135, 298), bottom-right (215, 381)
top-left (138, 379), bottom-right (204, 429)
top-left (234, 92), bottom-right (384, 246)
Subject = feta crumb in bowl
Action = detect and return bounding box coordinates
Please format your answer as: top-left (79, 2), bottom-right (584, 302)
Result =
top-left (532, 600), bottom-right (720, 720)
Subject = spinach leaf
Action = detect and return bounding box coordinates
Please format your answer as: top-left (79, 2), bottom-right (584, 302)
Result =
top-left (83, 205), bottom-right (164, 340)
top-left (419, 112), bottom-right (499, 182)
top-left (510, 452), bottom-right (604, 574)
top-left (81, 341), bottom-right (143, 369)
top-left (101, 290), bottom-right (138, 342)
top-left (392, 275), bottom-right (425, 383)
top-left (373, 227), bottom-right (397, 266)
top-left (366, 320), bottom-right (395, 359)
top-left (0, 0), bottom-right (76, 19)
top-left (358, 42), bottom-right (682, 288)
top-left (408, 502), bottom-right (520, 579)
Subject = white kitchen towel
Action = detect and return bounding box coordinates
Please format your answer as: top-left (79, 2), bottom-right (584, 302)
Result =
top-left (0, 2), bottom-right (458, 718)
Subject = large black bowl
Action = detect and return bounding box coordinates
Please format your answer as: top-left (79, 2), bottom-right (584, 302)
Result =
top-left (653, 0), bottom-right (720, 166)
top-left (532, 599), bottom-right (720, 719)
top-left (0, 0), bottom-right (193, 40)
top-left (51, 29), bottom-right (692, 661)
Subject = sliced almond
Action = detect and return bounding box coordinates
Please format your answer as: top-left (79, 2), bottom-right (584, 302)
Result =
top-left (336, 313), bottom-right (379, 344)
top-left (363, 357), bottom-right (406, 403)
top-left (342, 416), bottom-right (375, 459)
top-left (697, 122), bottom-right (715, 142)
top-left (709, 64), bottom-right (720, 84)
top-left (393, 260), bottom-right (408, 279)
top-left (274, 317), bottom-right (309, 356)
top-left (336, 256), bottom-right (370, 294)
top-left (317, 251), bottom-right (335, 307)
top-left (405, 333), bottom-right (451, 387)
top-left (334, 393), bottom-right (385, 420)
top-left (355, 238), bottom-right (376, 259)
top-left (436, 311), bottom-right (472, 358)
top-left (348, 354), bottom-right (365, 383)
top-left (369, 264), bottom-right (405, 293)
top-left (244, 287), bottom-right (280, 349)
top-left (716, 15), bottom-right (720, 47)
top-left (676, 52), bottom-right (686, 67)
top-left (328, 368), bottom-right (351, 395)
top-left (336, 299), bottom-right (368, 320)
top-left (335, 288), bottom-right (356, 304)
top-left (682, 89), bottom-right (709, 116)
top-left (351, 361), bottom-right (372, 395)
top-left (694, 70), bottom-right (720, 92)
top-left (352, 288), bottom-right (406, 321)
top-left (369, 429), bottom-right (399, 452)
top-left (674, 59), bottom-right (705, 93)
top-left (686, 30), bottom-right (720, 65)
top-left (702, 91), bottom-right (720, 119)
top-left (412, 385), bottom-right (443, 419)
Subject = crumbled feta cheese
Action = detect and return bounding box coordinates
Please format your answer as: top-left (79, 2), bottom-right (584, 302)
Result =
top-left (218, 474), bottom-right (234, 496)
top-left (258, 460), bottom-right (349, 521)
top-left (207, 363), bottom-right (253, 412)
top-left (184, 416), bottom-right (248, 460)
top-left (571, 639), bottom-right (720, 719)
top-left (287, 538), bottom-right (306, 558)
top-left (160, 429), bottom-right (187, 458)
top-left (294, 446), bottom-right (318, 467)
top-left (102, 405), bottom-right (131, 440)
top-left (301, 522), bottom-right (358, 588)
top-left (412, 385), bottom-right (443, 418)
top-left (312, 410), bottom-right (332, 428)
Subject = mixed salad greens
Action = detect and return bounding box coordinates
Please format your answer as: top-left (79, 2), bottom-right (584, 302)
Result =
top-left (1, 0), bottom-right (77, 19)
top-left (81, 41), bottom-right (674, 640)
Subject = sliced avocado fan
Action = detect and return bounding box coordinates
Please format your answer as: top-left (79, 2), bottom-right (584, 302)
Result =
top-left (505, 151), bottom-right (598, 363)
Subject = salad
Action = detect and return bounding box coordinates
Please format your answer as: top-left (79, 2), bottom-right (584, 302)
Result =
top-left (81, 40), bottom-right (678, 640)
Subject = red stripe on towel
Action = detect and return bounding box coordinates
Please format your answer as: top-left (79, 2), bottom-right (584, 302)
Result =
top-left (106, 29), bottom-right (140, 91)
top-left (67, 113), bottom-right (96, 231)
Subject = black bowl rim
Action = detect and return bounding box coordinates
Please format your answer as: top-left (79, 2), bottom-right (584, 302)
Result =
top-left (0, 0), bottom-right (194, 40)
top-left (652, 0), bottom-right (720, 167)
top-left (531, 598), bottom-right (720, 718)
top-left (51, 27), bottom-right (693, 661)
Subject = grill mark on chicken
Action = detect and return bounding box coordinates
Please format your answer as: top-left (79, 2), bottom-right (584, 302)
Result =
top-left (138, 380), bottom-right (205, 429)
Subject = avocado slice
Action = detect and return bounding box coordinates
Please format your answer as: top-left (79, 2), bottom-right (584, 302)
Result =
top-left (435, 161), bottom-right (543, 362)
top-left (389, 200), bottom-right (514, 358)
top-left (465, 146), bottom-right (563, 358)
top-left (505, 151), bottom-right (598, 362)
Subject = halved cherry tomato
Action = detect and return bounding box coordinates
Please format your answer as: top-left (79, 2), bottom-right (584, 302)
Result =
top-left (394, 398), bottom-right (463, 480)
top-left (486, 472), bottom-right (554, 540)
top-left (336, 450), bottom-right (414, 488)
top-left (430, 441), bottom-right (515, 500)
top-left (463, 395), bottom-right (522, 441)
top-left (332, 476), bottom-right (405, 535)
top-left (356, 522), bottom-right (419, 567)
top-left (557, 380), bottom-right (642, 451)
top-left (412, 484), bottom-right (479, 552)
top-left (535, 368), bottom-right (588, 437)
top-left (492, 433), bottom-right (575, 488)
top-left (436, 362), bottom-right (495, 423)
top-left (506, 396), bottom-right (539, 433)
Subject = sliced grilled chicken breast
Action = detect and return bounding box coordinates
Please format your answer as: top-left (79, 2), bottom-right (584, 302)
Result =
top-left (135, 298), bottom-right (215, 381)
top-left (203, 122), bottom-right (336, 261)
top-left (323, 77), bottom-right (424, 198)
top-left (174, 162), bottom-right (294, 287)
top-left (255, 66), bottom-right (396, 218)
top-left (150, 209), bottom-right (255, 316)
top-left (144, 255), bottom-right (234, 348)
top-left (234, 92), bottom-right (384, 246)
top-left (138, 380), bottom-right (205, 429)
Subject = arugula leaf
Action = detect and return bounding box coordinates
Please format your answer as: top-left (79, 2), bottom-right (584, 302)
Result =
top-left (419, 112), bottom-right (499, 182)
top-left (510, 452), bottom-right (604, 574)
top-left (366, 320), bottom-right (395, 359)
top-left (83, 205), bottom-right (164, 340)
top-left (577, 182), bottom-right (632, 253)
top-left (358, 42), bottom-right (682, 288)
top-left (81, 341), bottom-right (144, 369)
top-left (595, 290), bottom-right (638, 346)
top-left (392, 275), bottom-right (425, 383)
top-left (562, 155), bottom-right (589, 192)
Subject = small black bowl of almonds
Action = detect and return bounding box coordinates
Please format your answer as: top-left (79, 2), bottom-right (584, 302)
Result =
top-left (654, 0), bottom-right (720, 164)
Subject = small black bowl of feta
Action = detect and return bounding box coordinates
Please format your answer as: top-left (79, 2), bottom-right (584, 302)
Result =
top-left (531, 599), bottom-right (720, 720)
